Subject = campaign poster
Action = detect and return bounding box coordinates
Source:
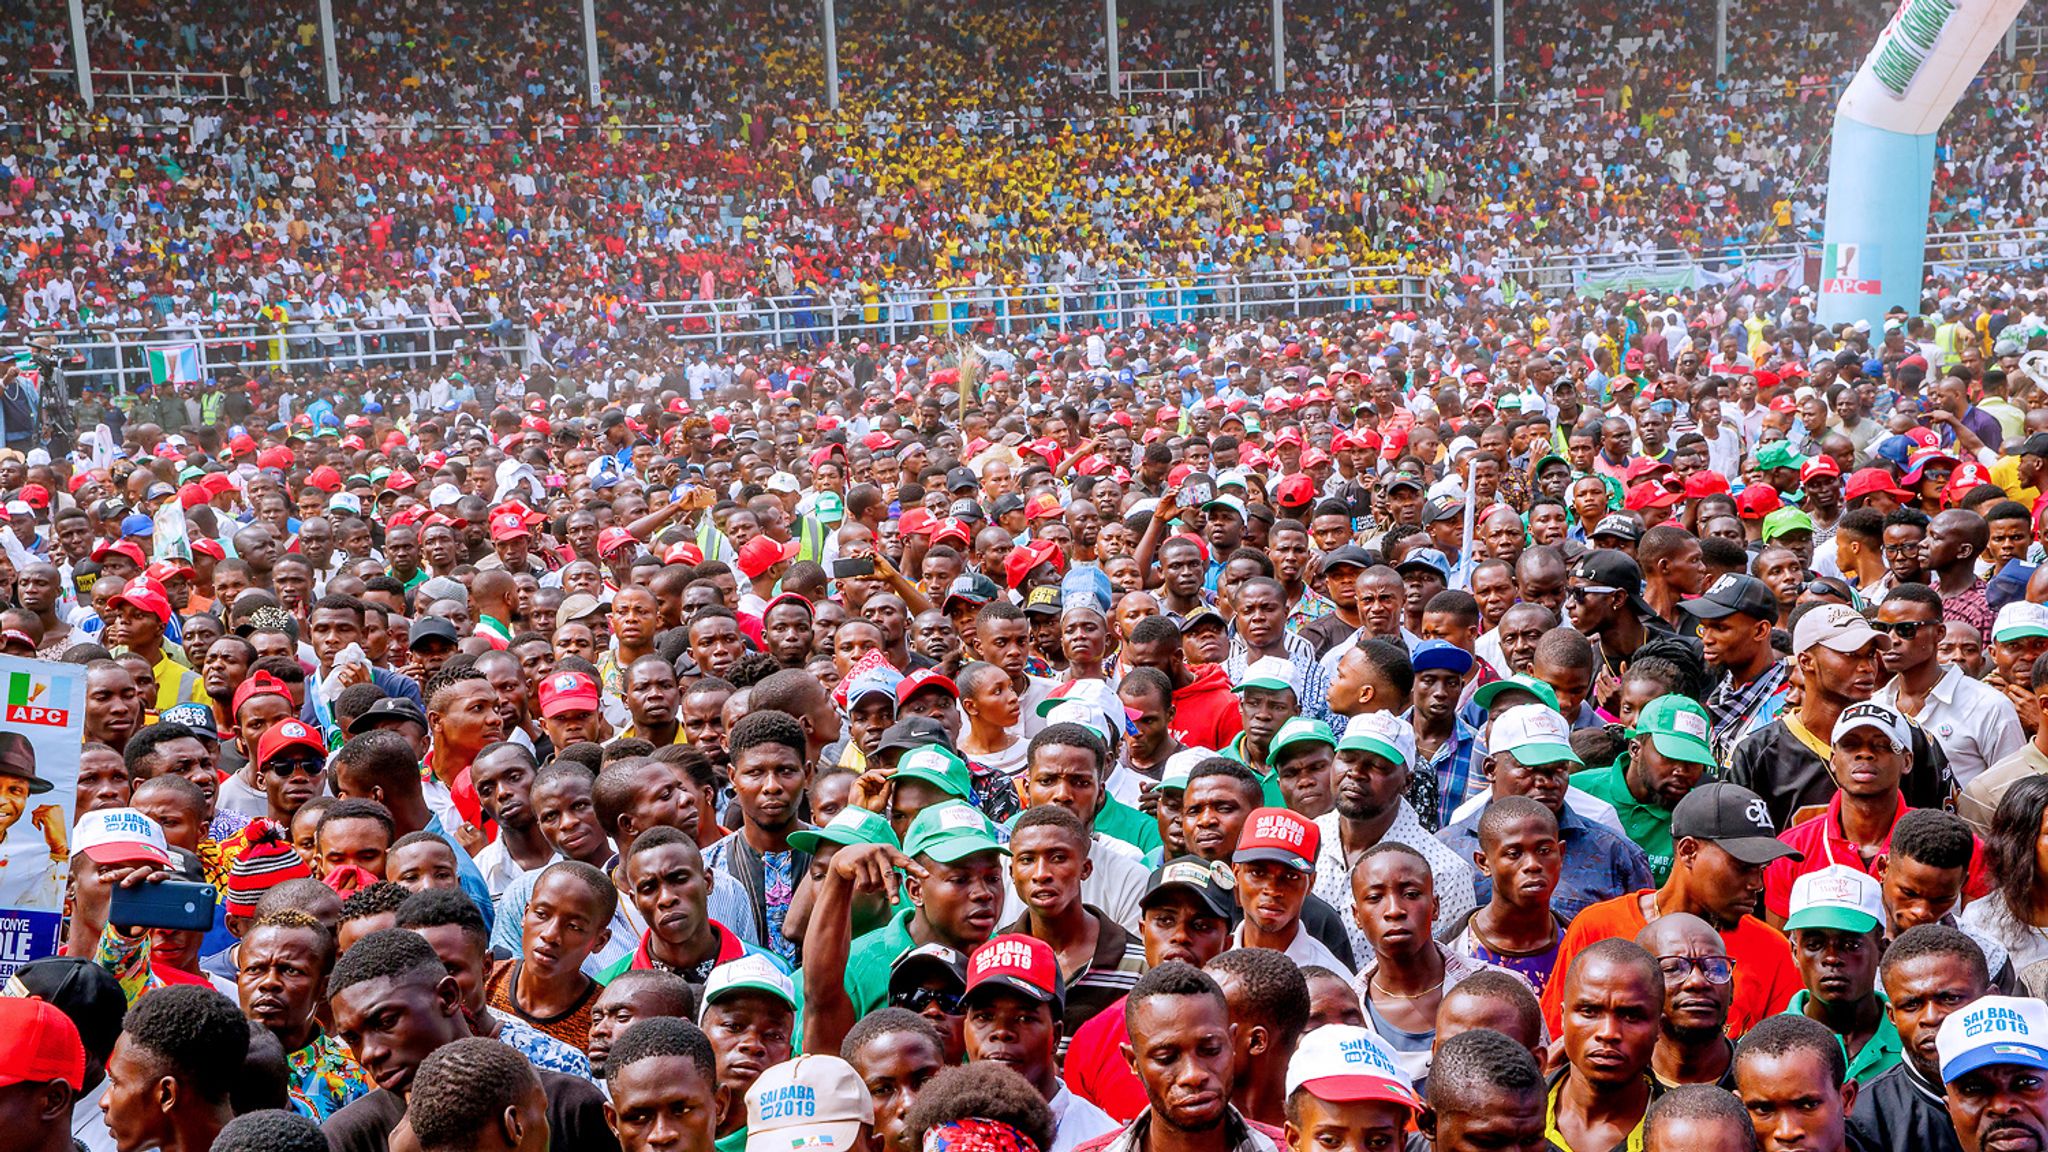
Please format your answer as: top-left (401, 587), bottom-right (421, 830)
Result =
top-left (0, 656), bottom-right (86, 980)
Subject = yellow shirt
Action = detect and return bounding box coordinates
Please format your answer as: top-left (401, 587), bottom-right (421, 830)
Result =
top-left (1990, 455), bottom-right (2041, 510)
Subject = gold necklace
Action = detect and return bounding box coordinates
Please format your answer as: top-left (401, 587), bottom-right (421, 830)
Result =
top-left (1368, 975), bottom-right (1445, 1001)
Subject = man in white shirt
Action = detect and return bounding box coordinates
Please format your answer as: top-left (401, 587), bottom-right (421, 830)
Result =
top-left (1230, 806), bottom-right (1351, 973)
top-left (1870, 584), bottom-right (2024, 787)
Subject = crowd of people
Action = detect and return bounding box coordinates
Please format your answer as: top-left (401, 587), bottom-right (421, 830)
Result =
top-left (0, 0), bottom-right (2040, 375)
top-left (0, 266), bottom-right (2042, 1152)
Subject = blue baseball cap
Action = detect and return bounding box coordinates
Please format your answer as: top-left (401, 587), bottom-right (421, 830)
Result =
top-left (1410, 639), bottom-right (1475, 677)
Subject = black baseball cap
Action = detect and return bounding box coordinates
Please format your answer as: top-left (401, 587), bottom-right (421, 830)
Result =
top-left (1317, 545), bottom-right (1373, 575)
top-left (1670, 782), bottom-right (1803, 866)
top-left (949, 499), bottom-right (986, 524)
top-left (1140, 856), bottom-right (1238, 920)
top-left (2023, 432), bottom-right (2048, 460)
top-left (1381, 474), bottom-right (1424, 494)
top-left (1570, 549), bottom-right (1659, 622)
top-left (348, 697), bottom-right (429, 735)
top-left (1679, 573), bottom-right (1779, 622)
top-left (1424, 497), bottom-right (1464, 524)
top-left (889, 943), bottom-right (969, 996)
top-left (874, 716), bottom-right (955, 760)
top-left (408, 617), bottom-right (459, 649)
top-left (946, 466), bottom-right (980, 493)
top-left (991, 494), bottom-right (1027, 517)
top-left (1591, 514), bottom-right (1643, 543)
top-left (5, 956), bottom-right (125, 1060)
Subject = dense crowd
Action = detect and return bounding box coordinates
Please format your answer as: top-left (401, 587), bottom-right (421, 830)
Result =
top-left (0, 270), bottom-right (2043, 1152)
top-left (0, 0), bottom-right (2039, 367)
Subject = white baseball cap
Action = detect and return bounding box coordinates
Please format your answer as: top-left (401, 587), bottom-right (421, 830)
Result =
top-left (73, 808), bottom-right (171, 867)
top-left (1793, 603), bottom-right (1880, 655)
top-left (1833, 700), bottom-right (1911, 754)
top-left (1285, 1025), bottom-right (1421, 1112)
top-left (700, 954), bottom-right (796, 1021)
top-left (1234, 656), bottom-right (1300, 696)
top-left (1338, 712), bottom-right (1414, 768)
top-left (1783, 864), bottom-right (1883, 935)
top-left (1488, 703), bottom-right (1582, 767)
top-left (745, 1056), bottom-right (874, 1152)
top-left (1994, 600), bottom-right (2048, 643)
top-left (1159, 746), bottom-right (1216, 792)
top-left (1938, 996), bottom-right (2048, 1083)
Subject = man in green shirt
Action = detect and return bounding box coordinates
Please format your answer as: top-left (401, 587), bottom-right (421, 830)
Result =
top-left (843, 801), bottom-right (1007, 1018)
top-left (702, 954), bottom-right (797, 1152)
top-left (1223, 656), bottom-right (1295, 807)
top-left (1781, 865), bottom-right (1901, 1085)
top-left (1570, 696), bottom-right (1715, 883)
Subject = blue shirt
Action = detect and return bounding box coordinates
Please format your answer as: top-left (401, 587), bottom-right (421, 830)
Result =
top-left (425, 813), bottom-right (497, 934)
top-left (1437, 800), bottom-right (1655, 922)
top-left (1409, 713), bottom-right (1482, 827)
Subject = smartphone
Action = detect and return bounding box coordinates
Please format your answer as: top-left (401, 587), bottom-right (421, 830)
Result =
top-left (832, 557), bottom-right (876, 579)
top-left (110, 880), bottom-right (217, 933)
top-left (1182, 483), bottom-right (1212, 506)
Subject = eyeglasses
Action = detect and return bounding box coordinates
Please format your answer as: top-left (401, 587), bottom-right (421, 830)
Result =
top-left (890, 987), bottom-right (964, 1015)
top-left (1657, 955), bottom-right (1736, 984)
top-left (1872, 620), bottom-right (1931, 639)
top-left (1882, 542), bottom-right (1922, 558)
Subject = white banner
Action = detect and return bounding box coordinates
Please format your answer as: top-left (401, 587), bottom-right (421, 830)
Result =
top-left (1838, 0), bottom-right (2029, 135)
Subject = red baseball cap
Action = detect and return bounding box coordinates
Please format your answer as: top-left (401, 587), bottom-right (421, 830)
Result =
top-left (145, 559), bottom-right (194, 583)
top-left (1024, 493), bottom-right (1063, 522)
top-left (232, 670), bottom-right (292, 718)
top-left (1683, 472), bottom-right (1731, 499)
top-left (18, 484), bottom-right (48, 510)
top-left (190, 538), bottom-right (225, 561)
top-left (488, 511), bottom-right (531, 542)
top-left (229, 433), bottom-right (259, 456)
top-left (1624, 481), bottom-right (1682, 511)
top-left (930, 518), bottom-right (972, 547)
top-left (898, 508), bottom-right (937, 537)
top-left (1800, 456), bottom-right (1842, 483)
top-left (108, 581), bottom-right (172, 623)
top-left (1274, 475), bottom-right (1317, 508)
top-left (256, 718), bottom-right (327, 771)
top-left (1735, 486), bottom-right (1782, 519)
top-left (896, 668), bottom-right (960, 707)
top-left (538, 671), bottom-right (601, 717)
top-left (91, 539), bottom-right (146, 568)
top-left (1003, 539), bottom-right (1064, 590)
top-left (964, 935), bottom-right (1064, 1007)
top-left (1233, 807), bottom-right (1320, 871)
top-left (0, 997), bottom-right (85, 1092)
top-left (736, 534), bottom-right (800, 579)
top-left (1844, 468), bottom-right (1912, 503)
top-left (1944, 461), bottom-right (1992, 502)
top-left (597, 526), bottom-right (638, 557)
top-left (308, 466), bottom-right (343, 493)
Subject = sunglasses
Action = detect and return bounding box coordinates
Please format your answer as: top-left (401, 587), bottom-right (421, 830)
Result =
top-left (1800, 581), bottom-right (1849, 601)
top-left (890, 987), bottom-right (964, 1015)
top-left (1871, 620), bottom-right (1930, 639)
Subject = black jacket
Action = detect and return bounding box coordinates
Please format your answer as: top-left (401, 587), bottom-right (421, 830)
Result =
top-left (1847, 1062), bottom-right (1957, 1152)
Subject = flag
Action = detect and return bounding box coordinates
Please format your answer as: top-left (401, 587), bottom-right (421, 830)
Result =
top-left (146, 345), bottom-right (202, 387)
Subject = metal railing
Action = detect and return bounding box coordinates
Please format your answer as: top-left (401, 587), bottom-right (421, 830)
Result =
top-left (30, 68), bottom-right (247, 102)
top-left (1070, 67), bottom-right (1213, 96)
top-left (2, 317), bottom-right (521, 392)
top-left (639, 268), bottom-right (1426, 351)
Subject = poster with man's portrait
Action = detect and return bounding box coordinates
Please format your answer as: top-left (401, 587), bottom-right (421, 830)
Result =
top-left (0, 656), bottom-right (84, 979)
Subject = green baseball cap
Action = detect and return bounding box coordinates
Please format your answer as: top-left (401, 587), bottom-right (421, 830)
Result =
top-left (788, 805), bottom-right (901, 856)
top-left (1472, 674), bottom-right (1561, 714)
top-left (1628, 695), bottom-right (1717, 767)
top-left (902, 801), bottom-right (1010, 863)
top-left (1756, 441), bottom-right (1808, 472)
top-left (1761, 507), bottom-right (1816, 541)
top-left (814, 491), bottom-right (846, 524)
top-left (1269, 717), bottom-right (1334, 761)
top-left (893, 745), bottom-right (973, 800)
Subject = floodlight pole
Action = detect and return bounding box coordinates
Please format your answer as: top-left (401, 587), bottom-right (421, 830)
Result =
top-left (583, 0), bottom-right (603, 105)
top-left (1105, 0), bottom-right (1120, 98)
top-left (823, 0), bottom-right (840, 109)
top-left (1272, 0), bottom-right (1285, 95)
top-left (69, 0), bottom-right (93, 109)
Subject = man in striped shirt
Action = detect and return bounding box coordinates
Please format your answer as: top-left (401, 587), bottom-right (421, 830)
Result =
top-left (999, 804), bottom-right (1147, 1057)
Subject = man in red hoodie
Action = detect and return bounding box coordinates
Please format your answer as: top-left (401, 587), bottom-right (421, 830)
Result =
top-left (1125, 614), bottom-right (1243, 751)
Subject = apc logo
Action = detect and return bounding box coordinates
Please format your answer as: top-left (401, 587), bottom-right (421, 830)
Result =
top-left (4, 672), bottom-right (66, 727)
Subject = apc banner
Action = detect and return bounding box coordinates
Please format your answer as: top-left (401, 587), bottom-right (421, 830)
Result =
top-left (0, 657), bottom-right (85, 980)
top-left (1818, 0), bottom-right (2027, 326)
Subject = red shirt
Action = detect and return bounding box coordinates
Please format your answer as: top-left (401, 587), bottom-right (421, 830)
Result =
top-left (1540, 890), bottom-right (1801, 1040)
top-left (1764, 791), bottom-right (1991, 920)
top-left (1064, 994), bottom-right (1149, 1123)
